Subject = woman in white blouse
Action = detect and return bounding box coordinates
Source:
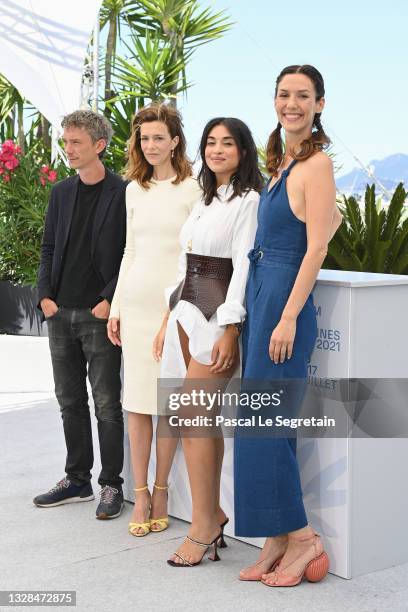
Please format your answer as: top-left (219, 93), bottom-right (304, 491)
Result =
top-left (153, 117), bottom-right (263, 566)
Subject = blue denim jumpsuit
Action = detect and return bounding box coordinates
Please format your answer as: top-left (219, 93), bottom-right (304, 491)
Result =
top-left (234, 160), bottom-right (318, 537)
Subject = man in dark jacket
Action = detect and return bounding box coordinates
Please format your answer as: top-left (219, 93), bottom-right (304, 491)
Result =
top-left (34, 110), bottom-right (127, 519)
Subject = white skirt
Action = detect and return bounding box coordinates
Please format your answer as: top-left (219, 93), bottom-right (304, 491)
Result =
top-left (160, 299), bottom-right (240, 379)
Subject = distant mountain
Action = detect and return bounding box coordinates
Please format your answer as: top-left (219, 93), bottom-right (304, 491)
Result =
top-left (336, 153), bottom-right (408, 196)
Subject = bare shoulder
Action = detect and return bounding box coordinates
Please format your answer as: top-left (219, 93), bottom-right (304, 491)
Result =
top-left (305, 151), bottom-right (333, 173)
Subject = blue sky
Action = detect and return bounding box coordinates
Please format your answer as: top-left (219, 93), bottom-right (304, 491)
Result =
top-left (175, 0), bottom-right (408, 175)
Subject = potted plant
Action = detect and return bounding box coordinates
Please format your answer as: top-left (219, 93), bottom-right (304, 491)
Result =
top-left (323, 183), bottom-right (408, 273)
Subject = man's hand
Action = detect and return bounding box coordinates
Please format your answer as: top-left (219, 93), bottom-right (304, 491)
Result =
top-left (40, 298), bottom-right (59, 319)
top-left (91, 299), bottom-right (110, 320)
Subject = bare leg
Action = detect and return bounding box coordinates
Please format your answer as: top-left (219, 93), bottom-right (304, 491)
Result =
top-left (169, 322), bottom-right (236, 565)
top-left (261, 524), bottom-right (323, 585)
top-left (150, 417), bottom-right (179, 527)
top-left (128, 412), bottom-right (152, 533)
top-left (214, 437), bottom-right (228, 526)
top-left (176, 322), bottom-right (232, 525)
top-left (240, 535), bottom-right (289, 580)
top-left (176, 319), bottom-right (228, 527)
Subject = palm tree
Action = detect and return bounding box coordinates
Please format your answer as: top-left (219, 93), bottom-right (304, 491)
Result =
top-left (101, 0), bottom-right (232, 169)
top-left (114, 31), bottom-right (189, 105)
top-left (105, 31), bottom-right (188, 171)
top-left (99, 0), bottom-right (144, 114)
top-left (0, 75), bottom-right (51, 153)
top-left (131, 0), bottom-right (233, 106)
top-left (36, 115), bottom-right (51, 150)
top-left (0, 74), bottom-right (25, 150)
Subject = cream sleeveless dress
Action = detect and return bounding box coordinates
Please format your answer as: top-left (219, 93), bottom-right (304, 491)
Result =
top-left (110, 176), bottom-right (201, 414)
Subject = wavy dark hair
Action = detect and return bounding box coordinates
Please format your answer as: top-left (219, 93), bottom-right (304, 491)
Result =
top-left (266, 64), bottom-right (331, 176)
top-left (125, 103), bottom-right (192, 188)
top-left (197, 117), bottom-right (263, 206)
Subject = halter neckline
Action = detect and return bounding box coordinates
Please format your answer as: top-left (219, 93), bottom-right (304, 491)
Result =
top-left (267, 159), bottom-right (297, 193)
top-left (281, 159), bottom-right (297, 175)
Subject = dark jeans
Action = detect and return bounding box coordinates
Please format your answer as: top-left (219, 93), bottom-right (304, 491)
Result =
top-left (47, 307), bottom-right (123, 487)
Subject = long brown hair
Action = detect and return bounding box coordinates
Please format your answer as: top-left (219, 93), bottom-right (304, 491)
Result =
top-left (125, 103), bottom-right (192, 187)
top-left (266, 65), bottom-right (331, 176)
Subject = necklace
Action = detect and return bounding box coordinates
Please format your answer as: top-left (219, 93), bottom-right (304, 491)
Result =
top-left (186, 208), bottom-right (203, 252)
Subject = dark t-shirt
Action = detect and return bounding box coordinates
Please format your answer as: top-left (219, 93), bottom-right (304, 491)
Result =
top-left (56, 177), bottom-right (105, 308)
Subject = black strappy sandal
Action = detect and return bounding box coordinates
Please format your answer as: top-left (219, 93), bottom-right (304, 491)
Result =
top-left (218, 518), bottom-right (229, 548)
top-left (167, 532), bottom-right (222, 567)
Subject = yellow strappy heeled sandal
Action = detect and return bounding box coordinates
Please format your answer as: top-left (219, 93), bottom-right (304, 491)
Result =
top-left (149, 483), bottom-right (169, 533)
top-left (128, 485), bottom-right (151, 537)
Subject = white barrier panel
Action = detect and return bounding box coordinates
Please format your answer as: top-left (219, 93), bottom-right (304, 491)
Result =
top-left (0, 336), bottom-right (53, 392)
top-left (306, 271), bottom-right (408, 578)
top-left (124, 270), bottom-right (408, 579)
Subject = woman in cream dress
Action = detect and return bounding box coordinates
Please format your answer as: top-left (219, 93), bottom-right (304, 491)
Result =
top-left (108, 103), bottom-right (200, 537)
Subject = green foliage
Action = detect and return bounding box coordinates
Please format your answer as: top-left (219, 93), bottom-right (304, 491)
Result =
top-left (257, 143), bottom-right (268, 179)
top-left (0, 0), bottom-right (233, 285)
top-left (114, 31), bottom-right (191, 102)
top-left (0, 144), bottom-right (72, 285)
top-left (0, 74), bottom-right (25, 148)
top-left (324, 183), bottom-right (408, 273)
top-left (128, 0), bottom-right (233, 93)
top-left (101, 0), bottom-right (233, 169)
top-left (104, 30), bottom-right (190, 171)
top-left (130, 0), bottom-right (233, 49)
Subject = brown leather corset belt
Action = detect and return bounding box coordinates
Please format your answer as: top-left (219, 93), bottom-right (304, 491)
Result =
top-left (169, 253), bottom-right (233, 321)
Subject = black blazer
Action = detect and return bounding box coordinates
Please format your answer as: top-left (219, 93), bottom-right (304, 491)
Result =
top-left (37, 167), bottom-right (127, 310)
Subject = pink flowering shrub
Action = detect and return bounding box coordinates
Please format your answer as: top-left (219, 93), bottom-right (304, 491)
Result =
top-left (0, 140), bottom-right (60, 187)
top-left (0, 141), bottom-right (71, 284)
top-left (0, 140), bottom-right (21, 181)
top-left (40, 165), bottom-right (58, 186)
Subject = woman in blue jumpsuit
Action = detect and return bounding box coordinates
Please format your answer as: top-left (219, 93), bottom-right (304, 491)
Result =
top-left (234, 65), bottom-right (342, 588)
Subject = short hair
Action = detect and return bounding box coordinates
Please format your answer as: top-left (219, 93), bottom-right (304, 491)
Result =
top-left (61, 110), bottom-right (113, 158)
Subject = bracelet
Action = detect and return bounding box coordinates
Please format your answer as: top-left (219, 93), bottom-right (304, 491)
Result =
top-left (227, 323), bottom-right (242, 336)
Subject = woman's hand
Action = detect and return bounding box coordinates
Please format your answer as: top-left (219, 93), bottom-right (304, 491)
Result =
top-left (210, 326), bottom-right (239, 373)
top-left (269, 316), bottom-right (296, 364)
top-left (153, 317), bottom-right (168, 362)
top-left (107, 317), bottom-right (121, 346)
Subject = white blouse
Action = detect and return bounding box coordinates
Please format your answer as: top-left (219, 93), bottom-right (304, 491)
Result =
top-left (160, 184), bottom-right (260, 379)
